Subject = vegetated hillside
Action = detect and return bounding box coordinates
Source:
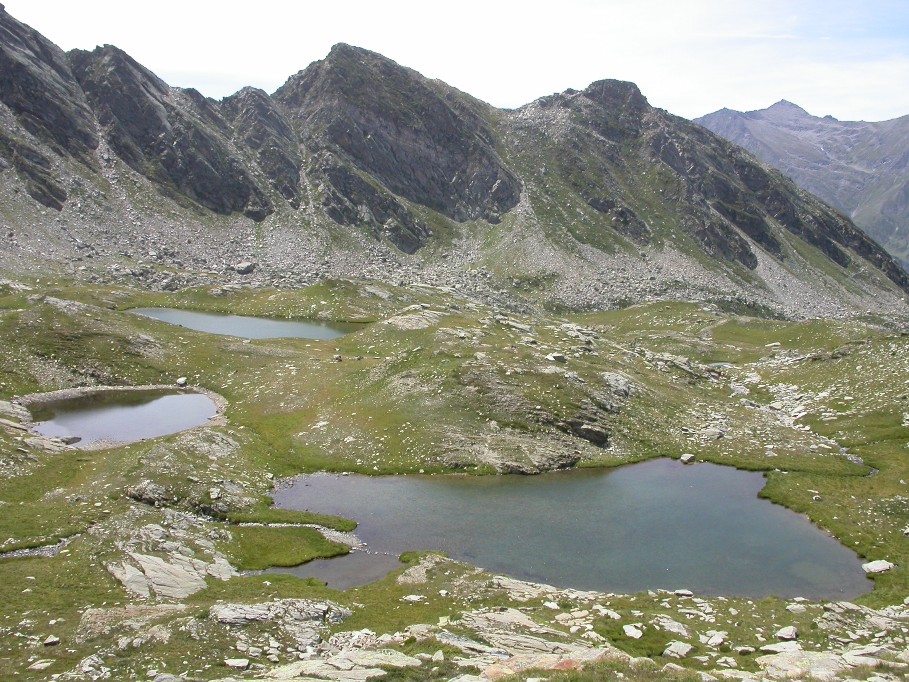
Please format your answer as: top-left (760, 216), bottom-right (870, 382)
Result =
top-left (0, 4), bottom-right (908, 319)
top-left (696, 100), bottom-right (909, 268)
top-left (1, 279), bottom-right (908, 681)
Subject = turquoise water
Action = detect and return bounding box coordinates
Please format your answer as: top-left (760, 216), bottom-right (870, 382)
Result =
top-left (274, 458), bottom-right (870, 599)
top-left (131, 308), bottom-right (357, 340)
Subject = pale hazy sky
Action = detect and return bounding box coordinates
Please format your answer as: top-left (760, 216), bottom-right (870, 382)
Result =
top-left (5, 0), bottom-right (909, 121)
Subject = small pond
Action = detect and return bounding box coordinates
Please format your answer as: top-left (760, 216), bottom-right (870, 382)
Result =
top-left (131, 308), bottom-right (357, 340)
top-left (267, 551), bottom-right (404, 591)
top-left (30, 390), bottom-right (218, 448)
top-left (274, 458), bottom-right (871, 599)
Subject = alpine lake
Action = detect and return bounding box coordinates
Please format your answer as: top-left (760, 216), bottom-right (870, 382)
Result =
top-left (31, 308), bottom-right (871, 599)
top-left (273, 458), bottom-right (871, 599)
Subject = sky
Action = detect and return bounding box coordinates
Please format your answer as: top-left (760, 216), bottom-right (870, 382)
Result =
top-left (5, 0), bottom-right (909, 122)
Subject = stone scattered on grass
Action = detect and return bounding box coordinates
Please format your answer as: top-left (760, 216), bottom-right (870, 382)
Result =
top-left (623, 624), bottom-right (644, 639)
top-left (224, 657), bottom-right (250, 669)
top-left (862, 560), bottom-right (895, 574)
top-left (663, 640), bottom-right (694, 658)
top-left (775, 625), bottom-right (799, 641)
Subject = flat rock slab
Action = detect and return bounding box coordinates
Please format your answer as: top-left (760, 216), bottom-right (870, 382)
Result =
top-left (862, 560), bottom-right (895, 574)
top-left (756, 650), bottom-right (845, 681)
top-left (481, 648), bottom-right (613, 681)
top-left (663, 641), bottom-right (694, 658)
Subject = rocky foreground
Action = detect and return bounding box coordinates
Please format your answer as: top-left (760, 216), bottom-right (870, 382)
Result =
top-left (15, 552), bottom-right (909, 682)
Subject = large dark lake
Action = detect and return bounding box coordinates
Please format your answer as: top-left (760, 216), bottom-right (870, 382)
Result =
top-left (131, 308), bottom-right (356, 340)
top-left (31, 390), bottom-right (217, 448)
top-left (274, 458), bottom-right (870, 598)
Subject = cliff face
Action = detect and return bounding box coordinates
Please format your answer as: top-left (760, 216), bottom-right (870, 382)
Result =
top-left (501, 81), bottom-right (909, 292)
top-left (69, 45), bottom-right (273, 221)
top-left (696, 101), bottom-right (909, 268)
top-left (0, 4), bottom-right (97, 208)
top-left (0, 4), bottom-right (907, 316)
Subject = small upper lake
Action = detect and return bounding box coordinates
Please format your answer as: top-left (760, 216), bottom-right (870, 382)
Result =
top-left (274, 458), bottom-right (870, 599)
top-left (131, 308), bottom-right (356, 340)
top-left (30, 390), bottom-right (218, 448)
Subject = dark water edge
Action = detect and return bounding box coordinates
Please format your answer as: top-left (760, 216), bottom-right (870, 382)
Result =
top-left (31, 390), bottom-right (217, 447)
top-left (265, 551), bottom-right (404, 590)
top-left (131, 308), bottom-right (359, 340)
top-left (273, 459), bottom-right (871, 599)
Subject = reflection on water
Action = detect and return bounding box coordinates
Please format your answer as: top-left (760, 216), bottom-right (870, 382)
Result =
top-left (31, 390), bottom-right (217, 447)
top-left (274, 459), bottom-right (871, 599)
top-left (267, 551), bottom-right (403, 590)
top-left (131, 308), bottom-right (358, 340)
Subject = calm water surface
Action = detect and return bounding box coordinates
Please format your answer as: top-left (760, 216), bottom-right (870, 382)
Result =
top-left (267, 551), bottom-right (403, 590)
top-left (131, 308), bottom-right (356, 340)
top-left (31, 391), bottom-right (217, 447)
top-left (274, 459), bottom-right (870, 599)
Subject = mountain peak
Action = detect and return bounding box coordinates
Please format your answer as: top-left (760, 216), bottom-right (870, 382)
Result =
top-left (761, 99), bottom-right (811, 119)
top-left (582, 79), bottom-right (649, 112)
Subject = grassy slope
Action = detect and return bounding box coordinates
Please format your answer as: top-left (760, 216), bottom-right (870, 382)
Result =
top-left (0, 279), bottom-right (907, 678)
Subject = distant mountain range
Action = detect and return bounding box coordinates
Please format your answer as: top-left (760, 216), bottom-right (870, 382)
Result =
top-left (1, 4), bottom-right (907, 318)
top-left (696, 101), bottom-right (909, 268)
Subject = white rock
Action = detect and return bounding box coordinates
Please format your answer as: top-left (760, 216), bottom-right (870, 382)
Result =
top-left (706, 631), bottom-right (728, 647)
top-left (775, 626), bottom-right (798, 641)
top-left (759, 641), bottom-right (802, 654)
top-left (623, 624), bottom-right (644, 639)
top-left (756, 650), bottom-right (844, 680)
top-left (655, 615), bottom-right (690, 638)
top-left (680, 454), bottom-right (696, 464)
top-left (862, 560), bottom-right (895, 574)
top-left (224, 658), bottom-right (250, 669)
top-left (401, 594), bottom-right (425, 603)
top-left (663, 640), bottom-right (694, 658)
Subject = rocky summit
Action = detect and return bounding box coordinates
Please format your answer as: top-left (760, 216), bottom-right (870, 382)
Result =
top-left (696, 100), bottom-right (909, 269)
top-left (0, 5), bottom-right (908, 318)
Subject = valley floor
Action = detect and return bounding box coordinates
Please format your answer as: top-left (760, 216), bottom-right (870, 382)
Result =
top-left (0, 276), bottom-right (907, 681)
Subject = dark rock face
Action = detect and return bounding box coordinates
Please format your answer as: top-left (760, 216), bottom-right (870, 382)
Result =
top-left (311, 151), bottom-right (431, 254)
top-left (220, 87), bottom-right (302, 208)
top-left (275, 44), bottom-right (522, 227)
top-left (0, 5), bottom-right (97, 165)
top-left (0, 3), bottom-right (907, 305)
top-left (0, 5), bottom-right (99, 208)
top-left (69, 45), bottom-right (273, 221)
top-left (696, 101), bottom-right (909, 268)
top-left (501, 79), bottom-right (909, 295)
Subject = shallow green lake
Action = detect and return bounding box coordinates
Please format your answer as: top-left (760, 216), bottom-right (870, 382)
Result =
top-left (31, 390), bottom-right (217, 448)
top-left (274, 458), bottom-right (871, 598)
top-left (132, 308), bottom-right (357, 339)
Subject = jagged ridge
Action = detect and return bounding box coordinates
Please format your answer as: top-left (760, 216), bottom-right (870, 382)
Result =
top-left (0, 3), bottom-right (907, 316)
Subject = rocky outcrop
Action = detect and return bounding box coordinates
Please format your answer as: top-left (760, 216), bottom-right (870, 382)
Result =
top-left (696, 101), bottom-right (909, 268)
top-left (69, 45), bottom-right (273, 220)
top-left (105, 511), bottom-right (238, 599)
top-left (0, 5), bottom-right (97, 166)
top-left (0, 6), bottom-right (908, 315)
top-left (0, 5), bottom-right (98, 208)
top-left (220, 86), bottom-right (302, 208)
top-left (274, 43), bottom-right (522, 227)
